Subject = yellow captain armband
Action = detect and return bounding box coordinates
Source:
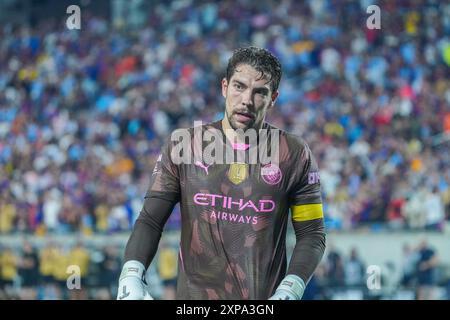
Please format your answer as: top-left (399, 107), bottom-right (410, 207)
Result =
top-left (290, 203), bottom-right (324, 222)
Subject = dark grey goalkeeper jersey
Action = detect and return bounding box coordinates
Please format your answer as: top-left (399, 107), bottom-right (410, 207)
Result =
top-left (146, 120), bottom-right (323, 299)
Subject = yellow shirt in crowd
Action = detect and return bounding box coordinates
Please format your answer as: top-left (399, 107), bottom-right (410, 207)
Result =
top-left (0, 204), bottom-right (17, 233)
top-left (39, 246), bottom-right (59, 277)
top-left (68, 247), bottom-right (90, 277)
top-left (158, 247), bottom-right (178, 281)
top-left (0, 250), bottom-right (18, 281)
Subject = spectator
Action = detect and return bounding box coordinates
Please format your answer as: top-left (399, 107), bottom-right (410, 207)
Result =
top-left (403, 190), bottom-right (427, 230)
top-left (50, 244), bottom-right (68, 300)
top-left (156, 241), bottom-right (178, 300)
top-left (18, 239), bottom-right (39, 299)
top-left (0, 246), bottom-right (19, 299)
top-left (38, 241), bottom-right (59, 299)
top-left (400, 243), bottom-right (419, 289)
top-left (344, 247), bottom-right (366, 289)
top-left (415, 239), bottom-right (439, 300)
top-left (97, 245), bottom-right (121, 299)
top-left (423, 187), bottom-right (446, 231)
top-left (67, 241), bottom-right (91, 299)
top-left (0, 191), bottom-right (17, 233)
top-left (325, 244), bottom-right (345, 289)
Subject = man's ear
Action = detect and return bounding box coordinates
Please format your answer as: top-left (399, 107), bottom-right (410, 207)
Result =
top-left (269, 90), bottom-right (279, 109)
top-left (221, 78), bottom-right (228, 98)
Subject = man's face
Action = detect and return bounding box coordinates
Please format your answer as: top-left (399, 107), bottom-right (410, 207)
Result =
top-left (222, 64), bottom-right (278, 131)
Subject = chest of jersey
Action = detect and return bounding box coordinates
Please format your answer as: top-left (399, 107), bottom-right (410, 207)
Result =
top-left (177, 161), bottom-right (292, 225)
top-left (181, 162), bottom-right (287, 197)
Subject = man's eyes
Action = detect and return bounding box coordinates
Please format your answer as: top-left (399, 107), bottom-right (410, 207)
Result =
top-left (254, 89), bottom-right (268, 96)
top-left (233, 83), bottom-right (244, 90)
top-left (233, 83), bottom-right (268, 96)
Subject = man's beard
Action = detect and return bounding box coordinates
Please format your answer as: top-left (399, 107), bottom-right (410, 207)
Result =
top-left (226, 109), bottom-right (256, 131)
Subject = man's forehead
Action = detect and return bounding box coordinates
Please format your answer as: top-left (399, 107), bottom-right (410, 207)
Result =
top-left (232, 64), bottom-right (271, 88)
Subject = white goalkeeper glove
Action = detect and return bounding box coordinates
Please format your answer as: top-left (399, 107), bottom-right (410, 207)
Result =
top-left (117, 260), bottom-right (154, 300)
top-left (269, 274), bottom-right (306, 300)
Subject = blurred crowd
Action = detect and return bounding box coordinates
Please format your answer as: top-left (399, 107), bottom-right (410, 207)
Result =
top-left (0, 239), bottom-right (121, 299)
top-left (1, 236), bottom-right (448, 300)
top-left (0, 0), bottom-right (450, 235)
top-left (305, 239), bottom-right (450, 300)
top-left (0, 237), bottom-right (178, 300)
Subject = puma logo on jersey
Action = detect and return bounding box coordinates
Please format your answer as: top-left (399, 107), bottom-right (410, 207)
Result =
top-left (152, 154), bottom-right (163, 175)
top-left (195, 161), bottom-right (211, 175)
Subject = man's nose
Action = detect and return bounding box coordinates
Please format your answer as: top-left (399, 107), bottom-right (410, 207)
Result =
top-left (241, 89), bottom-right (253, 106)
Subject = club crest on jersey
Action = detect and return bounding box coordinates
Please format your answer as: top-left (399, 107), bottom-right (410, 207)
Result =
top-left (261, 163), bottom-right (282, 185)
top-left (227, 163), bottom-right (248, 185)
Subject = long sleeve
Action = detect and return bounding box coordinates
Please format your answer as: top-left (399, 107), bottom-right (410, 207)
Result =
top-left (123, 195), bottom-right (178, 268)
top-left (287, 218), bottom-right (326, 284)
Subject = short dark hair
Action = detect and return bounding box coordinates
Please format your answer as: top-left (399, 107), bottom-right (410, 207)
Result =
top-left (226, 46), bottom-right (282, 93)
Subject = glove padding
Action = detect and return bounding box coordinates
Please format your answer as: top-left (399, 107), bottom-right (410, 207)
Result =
top-left (269, 274), bottom-right (306, 300)
top-left (117, 260), bottom-right (154, 300)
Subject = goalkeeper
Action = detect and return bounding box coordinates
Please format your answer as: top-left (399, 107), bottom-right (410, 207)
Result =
top-left (117, 47), bottom-right (326, 300)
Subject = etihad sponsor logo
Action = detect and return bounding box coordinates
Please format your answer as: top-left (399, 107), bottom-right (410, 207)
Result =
top-left (194, 160), bottom-right (211, 175)
top-left (210, 210), bottom-right (258, 225)
top-left (308, 172), bottom-right (320, 184)
top-left (193, 193), bottom-right (275, 213)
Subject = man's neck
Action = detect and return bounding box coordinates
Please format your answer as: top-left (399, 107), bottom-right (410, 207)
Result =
top-left (221, 117), bottom-right (265, 147)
